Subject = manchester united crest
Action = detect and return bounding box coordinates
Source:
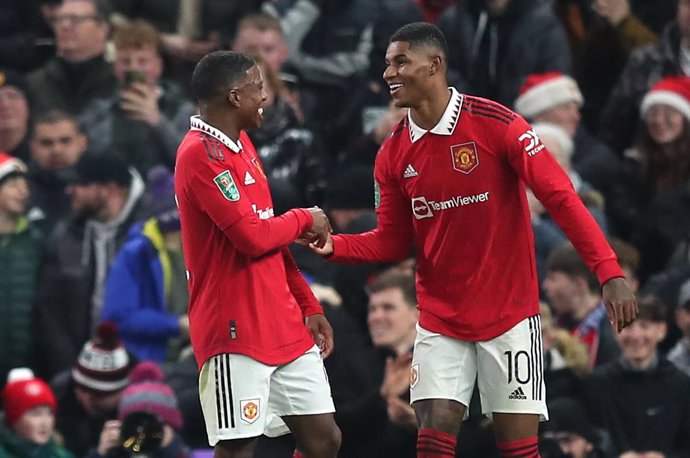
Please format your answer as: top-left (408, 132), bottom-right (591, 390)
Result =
top-left (240, 399), bottom-right (260, 424)
top-left (410, 364), bottom-right (420, 389)
top-left (450, 142), bottom-right (479, 174)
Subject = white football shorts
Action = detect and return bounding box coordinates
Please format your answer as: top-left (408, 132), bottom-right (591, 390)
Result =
top-left (410, 315), bottom-right (548, 420)
top-left (198, 345), bottom-right (335, 445)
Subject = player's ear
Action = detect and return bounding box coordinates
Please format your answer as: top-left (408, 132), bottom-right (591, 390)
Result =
top-left (228, 89), bottom-right (241, 108)
top-left (429, 55), bottom-right (442, 76)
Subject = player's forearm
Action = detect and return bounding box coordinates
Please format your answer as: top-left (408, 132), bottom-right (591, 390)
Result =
top-left (282, 248), bottom-right (323, 316)
top-left (330, 229), bottom-right (412, 263)
top-left (224, 209), bottom-right (313, 258)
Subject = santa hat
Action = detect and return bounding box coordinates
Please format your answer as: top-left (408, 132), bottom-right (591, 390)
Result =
top-left (640, 76), bottom-right (690, 122)
top-left (1, 368), bottom-right (57, 428)
top-left (0, 153), bottom-right (27, 186)
top-left (118, 362), bottom-right (183, 431)
top-left (72, 322), bottom-right (132, 393)
top-left (531, 122), bottom-right (574, 160)
top-left (514, 72), bottom-right (583, 119)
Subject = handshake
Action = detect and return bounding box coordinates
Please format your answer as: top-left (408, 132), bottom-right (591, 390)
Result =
top-left (298, 207), bottom-right (334, 255)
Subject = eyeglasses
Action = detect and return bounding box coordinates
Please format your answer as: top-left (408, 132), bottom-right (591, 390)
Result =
top-left (51, 14), bottom-right (100, 27)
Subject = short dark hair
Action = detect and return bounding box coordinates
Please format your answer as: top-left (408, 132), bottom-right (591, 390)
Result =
top-left (369, 269), bottom-right (417, 308)
top-left (30, 109), bottom-right (81, 138)
top-left (64, 0), bottom-right (112, 23)
top-left (191, 51), bottom-right (255, 103)
top-left (389, 22), bottom-right (448, 58)
top-left (546, 242), bottom-right (599, 293)
top-left (636, 295), bottom-right (667, 323)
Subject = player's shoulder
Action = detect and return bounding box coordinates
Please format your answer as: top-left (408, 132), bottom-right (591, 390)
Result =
top-left (178, 130), bottom-right (228, 165)
top-left (461, 95), bottom-right (519, 127)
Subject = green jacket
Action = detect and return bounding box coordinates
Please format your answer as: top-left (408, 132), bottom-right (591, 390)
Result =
top-left (0, 422), bottom-right (73, 458)
top-left (0, 219), bottom-right (44, 383)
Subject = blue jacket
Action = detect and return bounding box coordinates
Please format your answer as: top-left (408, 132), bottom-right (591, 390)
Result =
top-left (102, 219), bottom-right (180, 362)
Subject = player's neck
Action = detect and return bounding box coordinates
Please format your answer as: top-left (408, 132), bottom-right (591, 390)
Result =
top-left (199, 108), bottom-right (242, 143)
top-left (409, 86), bottom-right (452, 131)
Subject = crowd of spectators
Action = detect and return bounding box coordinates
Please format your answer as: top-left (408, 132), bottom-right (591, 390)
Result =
top-left (1, 0), bottom-right (690, 457)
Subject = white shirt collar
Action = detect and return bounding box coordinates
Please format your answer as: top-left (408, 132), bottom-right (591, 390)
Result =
top-left (408, 87), bottom-right (464, 143)
top-left (189, 115), bottom-right (243, 153)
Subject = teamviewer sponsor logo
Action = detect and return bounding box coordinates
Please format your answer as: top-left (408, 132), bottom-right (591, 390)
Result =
top-left (411, 197), bottom-right (434, 219)
top-left (411, 192), bottom-right (490, 219)
top-left (509, 387), bottom-right (527, 400)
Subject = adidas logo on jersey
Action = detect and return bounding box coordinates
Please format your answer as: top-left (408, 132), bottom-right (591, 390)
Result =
top-left (403, 164), bottom-right (418, 178)
top-left (243, 171), bottom-right (256, 185)
top-left (508, 387), bottom-right (527, 400)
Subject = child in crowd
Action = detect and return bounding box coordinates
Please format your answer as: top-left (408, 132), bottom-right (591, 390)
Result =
top-left (0, 368), bottom-right (73, 457)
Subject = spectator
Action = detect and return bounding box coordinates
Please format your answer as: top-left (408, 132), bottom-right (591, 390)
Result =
top-left (102, 166), bottom-right (189, 363)
top-left (0, 69), bottom-right (31, 162)
top-left (599, 0), bottom-right (690, 152)
top-left (27, 0), bottom-right (117, 115)
top-left (86, 362), bottom-right (190, 458)
top-left (0, 154), bottom-right (43, 387)
top-left (438, 0), bottom-right (572, 107)
top-left (514, 72), bottom-right (620, 196)
top-left (332, 268), bottom-right (418, 458)
top-left (26, 110), bottom-right (88, 233)
top-left (539, 397), bottom-right (610, 458)
top-left (233, 13), bottom-right (289, 76)
top-left (581, 296), bottom-right (690, 456)
top-left (267, 0), bottom-right (375, 151)
top-left (81, 20), bottom-right (195, 175)
top-left (543, 242), bottom-right (621, 370)
top-left (573, 0), bottom-right (676, 129)
top-left (607, 76), bottom-right (690, 278)
top-left (0, 368), bottom-right (73, 458)
top-left (668, 278), bottom-right (690, 375)
top-left (34, 153), bottom-right (145, 378)
top-left (52, 323), bottom-right (134, 457)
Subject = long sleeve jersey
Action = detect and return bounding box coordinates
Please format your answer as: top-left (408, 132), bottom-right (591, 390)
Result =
top-left (331, 89), bottom-right (623, 340)
top-left (175, 116), bottom-right (322, 367)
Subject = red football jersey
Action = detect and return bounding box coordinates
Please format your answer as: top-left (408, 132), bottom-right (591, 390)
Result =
top-left (331, 89), bottom-right (623, 341)
top-left (175, 116), bottom-right (322, 367)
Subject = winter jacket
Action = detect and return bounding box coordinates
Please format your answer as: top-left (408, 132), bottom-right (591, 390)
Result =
top-left (599, 22), bottom-right (685, 152)
top-left (438, 0), bottom-right (572, 107)
top-left (34, 172), bottom-right (145, 378)
top-left (102, 219), bottom-right (182, 362)
top-left (581, 357), bottom-right (690, 457)
top-left (80, 80), bottom-right (195, 175)
top-left (0, 418), bottom-right (73, 458)
top-left (26, 55), bottom-right (117, 116)
top-left (0, 218), bottom-right (43, 386)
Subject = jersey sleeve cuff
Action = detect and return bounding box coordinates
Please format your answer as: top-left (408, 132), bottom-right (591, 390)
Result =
top-left (595, 259), bottom-right (626, 285)
top-left (291, 208), bottom-right (314, 234)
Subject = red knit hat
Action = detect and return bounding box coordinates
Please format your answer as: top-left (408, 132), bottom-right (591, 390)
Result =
top-left (118, 362), bottom-right (183, 431)
top-left (72, 322), bottom-right (131, 393)
top-left (1, 368), bottom-right (57, 428)
top-left (514, 72), bottom-right (583, 118)
top-left (0, 152), bottom-right (27, 185)
top-left (640, 76), bottom-right (690, 121)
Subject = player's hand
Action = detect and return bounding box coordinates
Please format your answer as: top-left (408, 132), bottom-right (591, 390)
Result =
top-left (387, 396), bottom-right (417, 431)
top-left (602, 277), bottom-right (638, 333)
top-left (305, 313), bottom-right (334, 358)
top-left (305, 207), bottom-right (332, 249)
top-left (380, 353), bottom-right (413, 399)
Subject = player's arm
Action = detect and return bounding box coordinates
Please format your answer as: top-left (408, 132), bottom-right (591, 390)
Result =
top-left (326, 146), bottom-right (414, 263)
top-left (281, 247), bottom-right (334, 357)
top-left (186, 156), bottom-right (323, 258)
top-left (505, 117), bottom-right (637, 330)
